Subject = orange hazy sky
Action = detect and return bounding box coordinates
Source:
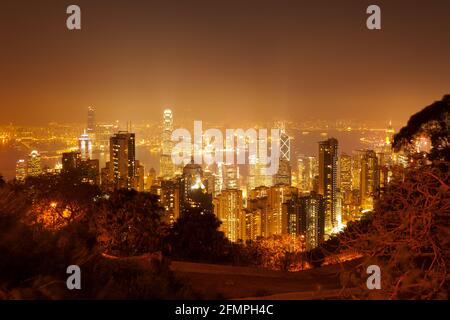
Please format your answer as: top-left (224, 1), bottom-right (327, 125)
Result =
top-left (0, 0), bottom-right (449, 125)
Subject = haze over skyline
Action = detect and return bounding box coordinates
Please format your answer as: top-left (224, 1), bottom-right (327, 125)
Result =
top-left (1, 0), bottom-right (449, 125)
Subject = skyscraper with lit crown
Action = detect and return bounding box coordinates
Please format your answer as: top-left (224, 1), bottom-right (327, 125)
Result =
top-left (27, 150), bottom-right (42, 177)
top-left (160, 109), bottom-right (175, 179)
top-left (78, 129), bottom-right (93, 160)
top-left (274, 125), bottom-right (292, 186)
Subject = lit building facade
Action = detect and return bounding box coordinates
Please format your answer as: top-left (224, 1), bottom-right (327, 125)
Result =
top-left (297, 155), bottom-right (318, 193)
top-left (285, 192), bottom-right (325, 250)
top-left (27, 150), bottom-right (42, 177)
top-left (161, 179), bottom-right (180, 225)
top-left (87, 106), bottom-right (96, 134)
top-left (180, 159), bottom-right (213, 216)
top-left (318, 138), bottom-right (339, 236)
top-left (15, 159), bottom-right (27, 182)
top-left (160, 109), bottom-right (175, 179)
top-left (214, 189), bottom-right (243, 242)
top-left (360, 150), bottom-right (380, 211)
top-left (110, 131), bottom-right (136, 190)
top-left (78, 130), bottom-right (93, 160)
top-left (273, 129), bottom-right (291, 186)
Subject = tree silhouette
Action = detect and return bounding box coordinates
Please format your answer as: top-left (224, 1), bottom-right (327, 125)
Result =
top-left (92, 189), bottom-right (166, 256)
top-left (393, 95), bottom-right (449, 161)
top-left (165, 210), bottom-right (229, 262)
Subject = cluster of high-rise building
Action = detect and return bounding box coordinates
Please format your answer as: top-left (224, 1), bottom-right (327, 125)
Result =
top-left (15, 150), bottom-right (42, 182)
top-left (151, 111), bottom-right (402, 249)
top-left (13, 106), bottom-right (405, 251)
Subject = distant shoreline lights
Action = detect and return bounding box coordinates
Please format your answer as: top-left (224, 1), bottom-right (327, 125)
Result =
top-left (171, 121), bottom-right (281, 175)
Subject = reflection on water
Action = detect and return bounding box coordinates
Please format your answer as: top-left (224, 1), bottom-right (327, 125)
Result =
top-left (0, 130), bottom-right (383, 181)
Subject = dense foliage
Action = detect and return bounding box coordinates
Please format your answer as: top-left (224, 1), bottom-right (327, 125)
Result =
top-left (393, 94), bottom-right (449, 161)
top-left (339, 162), bottom-right (449, 299)
top-left (0, 179), bottom-right (192, 299)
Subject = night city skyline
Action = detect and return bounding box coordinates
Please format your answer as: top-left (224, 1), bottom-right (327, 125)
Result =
top-left (0, 0), bottom-right (448, 308)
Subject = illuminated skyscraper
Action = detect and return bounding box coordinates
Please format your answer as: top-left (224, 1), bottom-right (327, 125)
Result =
top-left (297, 155), bottom-right (318, 193)
top-left (248, 154), bottom-right (273, 191)
top-left (339, 153), bottom-right (353, 223)
top-left (214, 162), bottom-right (224, 195)
top-left (267, 184), bottom-right (297, 235)
top-left (285, 192), bottom-right (325, 250)
top-left (180, 159), bottom-right (212, 216)
top-left (301, 192), bottom-right (325, 250)
top-left (360, 150), bottom-right (380, 211)
top-left (15, 159), bottom-right (27, 182)
top-left (351, 150), bottom-right (364, 191)
top-left (27, 150), bottom-right (42, 177)
top-left (274, 127), bottom-right (291, 186)
top-left (223, 163), bottom-right (239, 189)
top-left (161, 179), bottom-right (180, 225)
top-left (78, 129), bottom-right (93, 160)
top-left (339, 153), bottom-right (352, 192)
top-left (385, 120), bottom-right (394, 146)
top-left (214, 189), bottom-right (243, 242)
top-left (318, 138), bottom-right (338, 236)
top-left (160, 109), bottom-right (175, 179)
top-left (87, 106), bottom-right (96, 134)
top-left (247, 186), bottom-right (270, 238)
top-left (110, 131), bottom-right (136, 190)
top-left (242, 208), bottom-right (262, 241)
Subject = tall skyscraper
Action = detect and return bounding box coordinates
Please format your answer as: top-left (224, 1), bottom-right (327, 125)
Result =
top-left (351, 150), bottom-right (364, 191)
top-left (180, 159), bottom-right (212, 216)
top-left (339, 153), bottom-right (352, 192)
top-left (110, 131), bottom-right (136, 190)
top-left (214, 189), bottom-right (243, 242)
top-left (87, 106), bottom-right (96, 134)
top-left (223, 163), bottom-right (239, 189)
top-left (297, 155), bottom-right (318, 193)
top-left (267, 184), bottom-right (297, 235)
top-left (78, 129), bottom-right (93, 160)
top-left (248, 154), bottom-right (273, 191)
top-left (339, 153), bottom-right (353, 224)
top-left (301, 192), bottom-right (325, 250)
top-left (247, 186), bottom-right (270, 238)
top-left (161, 179), bottom-right (180, 225)
top-left (274, 128), bottom-right (291, 186)
top-left (285, 192), bottom-right (325, 250)
top-left (385, 120), bottom-right (394, 146)
top-left (15, 159), bottom-right (27, 182)
top-left (27, 150), bottom-right (42, 177)
top-left (360, 150), bottom-right (380, 211)
top-left (160, 109), bottom-right (175, 179)
top-left (318, 138), bottom-right (339, 236)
